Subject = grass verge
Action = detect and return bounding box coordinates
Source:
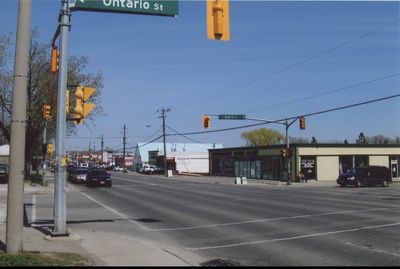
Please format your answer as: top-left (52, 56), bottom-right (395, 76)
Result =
top-left (0, 251), bottom-right (94, 266)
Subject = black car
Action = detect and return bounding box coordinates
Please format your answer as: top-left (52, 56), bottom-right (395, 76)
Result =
top-left (68, 167), bottom-right (89, 184)
top-left (337, 166), bottom-right (391, 187)
top-left (85, 169), bottom-right (112, 187)
top-left (0, 164), bottom-right (9, 184)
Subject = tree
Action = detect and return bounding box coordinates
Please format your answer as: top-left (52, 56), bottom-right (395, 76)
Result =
top-left (0, 30), bottom-right (104, 175)
top-left (366, 134), bottom-right (390, 144)
top-left (356, 132), bottom-right (367, 144)
top-left (311, 136), bottom-right (317, 144)
top-left (241, 128), bottom-right (285, 146)
top-left (344, 139), bottom-right (349, 144)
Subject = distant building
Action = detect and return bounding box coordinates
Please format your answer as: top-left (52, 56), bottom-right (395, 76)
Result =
top-left (209, 143), bottom-right (400, 182)
top-left (0, 144), bottom-right (10, 165)
top-left (134, 142), bottom-right (223, 174)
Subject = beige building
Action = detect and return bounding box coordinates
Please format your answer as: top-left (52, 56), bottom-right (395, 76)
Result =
top-left (209, 144), bottom-right (400, 182)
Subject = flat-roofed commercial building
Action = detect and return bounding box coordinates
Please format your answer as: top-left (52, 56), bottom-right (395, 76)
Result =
top-left (209, 144), bottom-right (400, 182)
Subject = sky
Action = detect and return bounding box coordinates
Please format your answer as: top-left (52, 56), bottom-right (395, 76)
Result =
top-left (0, 0), bottom-right (399, 153)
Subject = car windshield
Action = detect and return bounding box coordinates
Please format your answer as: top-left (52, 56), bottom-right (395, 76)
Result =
top-left (75, 169), bottom-right (89, 174)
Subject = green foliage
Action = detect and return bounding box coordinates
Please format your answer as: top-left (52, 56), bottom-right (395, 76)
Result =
top-left (241, 128), bottom-right (285, 146)
top-left (0, 252), bottom-right (93, 266)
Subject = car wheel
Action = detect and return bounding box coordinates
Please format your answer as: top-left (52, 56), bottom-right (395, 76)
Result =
top-left (356, 180), bottom-right (362, 187)
top-left (381, 179), bottom-right (389, 187)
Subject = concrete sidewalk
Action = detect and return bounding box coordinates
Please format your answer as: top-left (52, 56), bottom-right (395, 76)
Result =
top-left (0, 177), bottom-right (193, 266)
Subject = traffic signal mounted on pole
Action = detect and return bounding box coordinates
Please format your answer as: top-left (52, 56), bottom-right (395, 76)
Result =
top-left (42, 104), bottom-right (51, 120)
top-left (51, 47), bottom-right (59, 73)
top-left (202, 114), bottom-right (210, 129)
top-left (280, 148), bottom-right (293, 158)
top-left (74, 86), bottom-right (96, 125)
top-left (207, 0), bottom-right (230, 41)
top-left (280, 149), bottom-right (287, 158)
top-left (66, 89), bottom-right (70, 116)
top-left (300, 116), bottom-right (306, 130)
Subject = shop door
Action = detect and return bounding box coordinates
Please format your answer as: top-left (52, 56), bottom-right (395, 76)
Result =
top-left (390, 156), bottom-right (398, 180)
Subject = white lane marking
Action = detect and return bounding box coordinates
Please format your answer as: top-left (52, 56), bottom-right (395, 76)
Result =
top-left (78, 191), bottom-right (151, 231)
top-left (111, 184), bottom-right (158, 189)
top-left (344, 242), bottom-right (400, 258)
top-left (149, 207), bottom-right (400, 232)
top-left (185, 221), bottom-right (400, 251)
top-left (31, 195), bottom-right (36, 226)
top-left (111, 175), bottom-right (157, 186)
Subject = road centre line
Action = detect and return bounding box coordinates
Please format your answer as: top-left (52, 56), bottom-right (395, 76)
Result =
top-left (185, 221), bottom-right (400, 251)
top-left (149, 207), bottom-right (400, 232)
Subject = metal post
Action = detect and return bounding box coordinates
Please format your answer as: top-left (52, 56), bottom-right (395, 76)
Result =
top-left (160, 108), bottom-right (170, 177)
top-left (285, 120), bottom-right (291, 185)
top-left (42, 119), bottom-right (47, 185)
top-left (101, 134), bottom-right (104, 164)
top-left (53, 0), bottom-right (70, 236)
top-left (123, 125), bottom-right (126, 171)
top-left (6, 0), bottom-right (31, 254)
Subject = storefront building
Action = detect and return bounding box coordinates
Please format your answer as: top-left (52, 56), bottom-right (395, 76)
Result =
top-left (209, 144), bottom-right (400, 182)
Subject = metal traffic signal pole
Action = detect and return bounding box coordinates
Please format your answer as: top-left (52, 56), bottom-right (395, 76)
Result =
top-left (53, 0), bottom-right (70, 236)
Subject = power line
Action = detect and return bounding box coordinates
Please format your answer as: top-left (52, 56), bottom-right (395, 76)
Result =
top-left (171, 19), bottom-right (399, 111)
top-left (169, 93), bottom-right (400, 136)
top-left (166, 125), bottom-right (204, 143)
top-left (246, 72), bottom-right (400, 114)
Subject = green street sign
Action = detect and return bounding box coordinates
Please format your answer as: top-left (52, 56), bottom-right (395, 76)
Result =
top-left (70, 0), bottom-right (179, 17)
top-left (218, 114), bottom-right (246, 120)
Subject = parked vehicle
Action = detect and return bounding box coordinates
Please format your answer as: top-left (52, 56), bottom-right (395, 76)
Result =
top-left (113, 166), bottom-right (124, 172)
top-left (140, 164), bottom-right (157, 174)
top-left (85, 169), bottom-right (112, 187)
top-left (0, 164), bottom-right (9, 184)
top-left (337, 166), bottom-right (391, 187)
top-left (68, 167), bottom-right (89, 184)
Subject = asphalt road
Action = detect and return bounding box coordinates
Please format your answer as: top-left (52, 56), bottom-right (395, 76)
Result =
top-left (28, 172), bottom-right (400, 266)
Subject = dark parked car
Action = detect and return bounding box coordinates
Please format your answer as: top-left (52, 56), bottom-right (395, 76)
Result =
top-left (85, 169), bottom-right (112, 187)
top-left (68, 167), bottom-right (89, 184)
top-left (337, 166), bottom-right (391, 187)
top-left (0, 164), bottom-right (9, 184)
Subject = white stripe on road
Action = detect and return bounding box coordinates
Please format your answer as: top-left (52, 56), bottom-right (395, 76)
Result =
top-left (78, 191), bottom-right (152, 231)
top-left (185, 221), bottom-right (400, 251)
top-left (31, 195), bottom-right (36, 226)
top-left (150, 207), bottom-right (400, 232)
top-left (111, 175), bottom-right (157, 186)
top-left (344, 242), bottom-right (400, 258)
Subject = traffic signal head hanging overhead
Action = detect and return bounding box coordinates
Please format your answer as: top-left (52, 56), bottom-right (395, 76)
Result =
top-left (51, 47), bottom-right (59, 73)
top-left (42, 104), bottom-right (51, 120)
top-left (202, 114), bottom-right (210, 129)
top-left (74, 86), bottom-right (96, 125)
top-left (207, 0), bottom-right (230, 41)
top-left (300, 116), bottom-right (306, 130)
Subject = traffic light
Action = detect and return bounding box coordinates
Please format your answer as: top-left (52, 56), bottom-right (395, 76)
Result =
top-left (42, 104), bottom-right (51, 120)
top-left (74, 86), bottom-right (96, 125)
top-left (280, 149), bottom-right (287, 158)
top-left (288, 148), bottom-right (293, 158)
top-left (51, 47), bottom-right (59, 73)
top-left (300, 116), bottom-right (306, 130)
top-left (47, 144), bottom-right (54, 155)
top-left (66, 89), bottom-right (70, 116)
top-left (207, 0), bottom-right (230, 41)
top-left (202, 114), bottom-right (210, 129)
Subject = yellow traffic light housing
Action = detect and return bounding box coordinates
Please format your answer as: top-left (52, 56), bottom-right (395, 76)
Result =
top-left (47, 143), bottom-right (55, 155)
top-left (42, 104), bottom-right (51, 120)
top-left (207, 0), bottom-right (230, 41)
top-left (280, 149), bottom-right (287, 158)
top-left (300, 116), bottom-right (306, 130)
top-left (51, 47), bottom-right (59, 73)
top-left (74, 86), bottom-right (96, 125)
top-left (202, 114), bottom-right (210, 129)
top-left (66, 89), bottom-right (70, 116)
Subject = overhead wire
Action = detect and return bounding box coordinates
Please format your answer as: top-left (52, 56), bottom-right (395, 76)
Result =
top-left (166, 125), bottom-right (204, 143)
top-left (171, 19), bottom-right (400, 111)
